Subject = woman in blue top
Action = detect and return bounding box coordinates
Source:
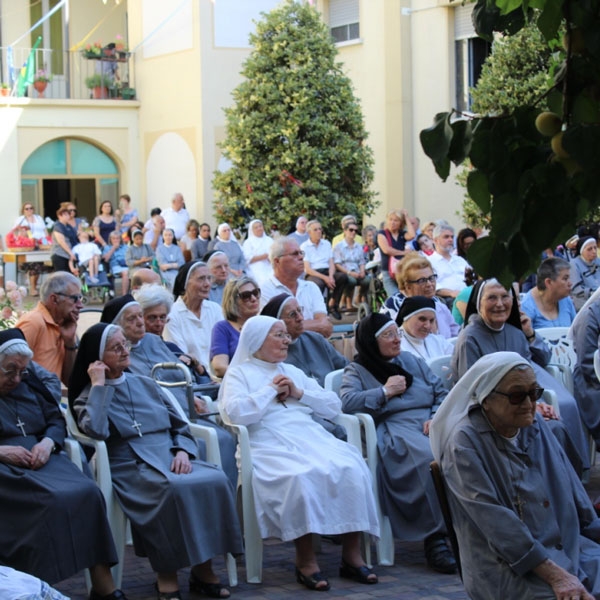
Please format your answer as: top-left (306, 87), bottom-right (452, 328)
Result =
top-left (521, 257), bottom-right (576, 329)
top-left (210, 277), bottom-right (261, 378)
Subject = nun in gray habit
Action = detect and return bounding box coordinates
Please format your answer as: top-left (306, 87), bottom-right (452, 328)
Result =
top-left (69, 322), bottom-right (242, 599)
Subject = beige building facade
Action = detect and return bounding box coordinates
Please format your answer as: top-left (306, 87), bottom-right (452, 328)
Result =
top-left (0, 0), bottom-right (477, 238)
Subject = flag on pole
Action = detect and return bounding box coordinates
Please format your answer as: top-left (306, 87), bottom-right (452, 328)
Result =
top-left (16, 36), bottom-right (42, 97)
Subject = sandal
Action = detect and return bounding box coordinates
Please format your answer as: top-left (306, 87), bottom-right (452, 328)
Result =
top-left (189, 572), bottom-right (230, 598)
top-left (339, 559), bottom-right (378, 584)
top-left (295, 567), bottom-right (330, 591)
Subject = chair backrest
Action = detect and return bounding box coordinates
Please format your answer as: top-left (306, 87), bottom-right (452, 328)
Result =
top-left (76, 307), bottom-right (103, 339)
top-left (594, 349), bottom-right (600, 382)
top-left (426, 355), bottom-right (453, 391)
top-left (324, 368), bottom-right (344, 395)
top-left (535, 327), bottom-right (577, 370)
top-left (430, 461), bottom-right (462, 580)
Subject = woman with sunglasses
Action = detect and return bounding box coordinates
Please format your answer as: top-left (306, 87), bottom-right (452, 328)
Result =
top-left (381, 253), bottom-right (460, 339)
top-left (333, 221), bottom-right (371, 309)
top-left (210, 277), bottom-right (261, 378)
top-left (431, 352), bottom-right (600, 600)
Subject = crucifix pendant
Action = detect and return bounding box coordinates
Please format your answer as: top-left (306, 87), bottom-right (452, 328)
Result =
top-left (16, 417), bottom-right (26, 437)
top-left (131, 420), bottom-right (143, 437)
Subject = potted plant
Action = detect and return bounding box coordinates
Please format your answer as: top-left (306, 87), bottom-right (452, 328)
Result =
top-left (115, 34), bottom-right (129, 59)
top-left (121, 87), bottom-right (136, 100)
top-left (33, 69), bottom-right (51, 97)
top-left (83, 41), bottom-right (103, 59)
top-left (0, 83), bottom-right (9, 97)
top-left (85, 73), bottom-right (112, 99)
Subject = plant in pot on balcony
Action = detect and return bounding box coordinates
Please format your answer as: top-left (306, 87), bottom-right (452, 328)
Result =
top-left (83, 41), bottom-right (103, 59)
top-left (0, 83), bottom-right (9, 96)
top-left (85, 73), bottom-right (112, 99)
top-left (33, 70), bottom-right (51, 97)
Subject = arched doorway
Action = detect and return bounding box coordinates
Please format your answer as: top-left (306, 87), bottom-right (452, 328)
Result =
top-left (21, 138), bottom-right (120, 226)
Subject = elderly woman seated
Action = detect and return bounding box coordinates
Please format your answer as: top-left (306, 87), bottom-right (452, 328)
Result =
top-left (452, 278), bottom-right (588, 474)
top-left (396, 296), bottom-right (454, 361)
top-left (339, 313), bottom-right (456, 574)
top-left (209, 276), bottom-right (261, 378)
top-left (431, 352), bottom-right (600, 600)
top-left (219, 315), bottom-right (380, 591)
top-left (69, 323), bottom-right (243, 600)
top-left (0, 329), bottom-right (124, 600)
top-left (100, 292), bottom-right (237, 488)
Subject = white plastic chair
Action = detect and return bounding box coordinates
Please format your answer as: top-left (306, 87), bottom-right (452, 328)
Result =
top-left (426, 355), bottom-right (453, 391)
top-left (536, 327), bottom-right (576, 394)
top-left (324, 368), bottom-right (394, 566)
top-left (219, 391), bottom-right (368, 583)
top-left (594, 349), bottom-right (600, 383)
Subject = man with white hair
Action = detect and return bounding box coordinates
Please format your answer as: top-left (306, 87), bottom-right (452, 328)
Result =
top-left (429, 223), bottom-right (468, 306)
top-left (261, 237), bottom-right (332, 338)
top-left (206, 251), bottom-right (231, 304)
top-left (162, 193), bottom-right (190, 240)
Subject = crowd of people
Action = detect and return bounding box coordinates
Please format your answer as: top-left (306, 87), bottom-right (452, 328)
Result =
top-left (5, 196), bottom-right (600, 600)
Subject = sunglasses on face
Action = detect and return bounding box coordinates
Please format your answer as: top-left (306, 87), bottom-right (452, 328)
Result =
top-left (492, 387), bottom-right (544, 405)
top-left (238, 288), bottom-right (261, 302)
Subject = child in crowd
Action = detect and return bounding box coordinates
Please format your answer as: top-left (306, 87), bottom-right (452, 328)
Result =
top-left (69, 230), bottom-right (101, 282)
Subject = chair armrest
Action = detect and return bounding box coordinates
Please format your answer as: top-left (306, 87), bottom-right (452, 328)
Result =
top-left (334, 413), bottom-right (361, 450)
top-left (355, 413), bottom-right (378, 474)
top-left (187, 422), bottom-right (221, 467)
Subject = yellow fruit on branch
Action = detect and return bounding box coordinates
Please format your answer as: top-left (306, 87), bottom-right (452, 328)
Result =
top-left (535, 112), bottom-right (562, 137)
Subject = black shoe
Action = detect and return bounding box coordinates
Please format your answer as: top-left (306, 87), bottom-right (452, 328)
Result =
top-left (189, 572), bottom-right (230, 598)
top-left (339, 559), bottom-right (378, 584)
top-left (424, 535), bottom-right (457, 574)
top-left (295, 567), bottom-right (330, 591)
top-left (328, 307), bottom-right (342, 320)
top-left (89, 590), bottom-right (127, 600)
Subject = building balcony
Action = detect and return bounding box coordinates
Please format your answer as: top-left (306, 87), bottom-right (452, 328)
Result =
top-left (0, 45), bottom-right (137, 102)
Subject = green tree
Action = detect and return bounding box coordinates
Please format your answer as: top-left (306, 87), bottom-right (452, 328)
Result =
top-left (212, 0), bottom-right (377, 236)
top-left (422, 0), bottom-right (600, 286)
top-left (459, 22), bottom-right (553, 230)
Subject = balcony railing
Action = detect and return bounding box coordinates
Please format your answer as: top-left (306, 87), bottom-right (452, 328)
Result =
top-left (0, 45), bottom-right (136, 101)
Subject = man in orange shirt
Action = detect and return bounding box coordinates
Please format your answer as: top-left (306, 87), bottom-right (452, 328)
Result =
top-left (16, 272), bottom-right (83, 385)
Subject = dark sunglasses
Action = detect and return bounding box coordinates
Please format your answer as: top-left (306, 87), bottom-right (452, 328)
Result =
top-left (492, 387), bottom-right (544, 405)
top-left (347, 228), bottom-right (358, 233)
top-left (238, 288), bottom-right (261, 301)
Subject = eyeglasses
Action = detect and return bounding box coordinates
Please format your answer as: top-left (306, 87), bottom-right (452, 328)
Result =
top-left (347, 228), bottom-right (358, 233)
top-left (105, 341), bottom-right (132, 354)
top-left (492, 387), bottom-right (544, 405)
top-left (0, 366), bottom-right (29, 380)
top-left (282, 306), bottom-right (304, 319)
top-left (145, 314), bottom-right (168, 323)
top-left (55, 292), bottom-right (84, 303)
top-left (406, 274), bottom-right (438, 285)
top-left (279, 250), bottom-right (305, 258)
top-left (68, 209), bottom-right (77, 213)
top-left (378, 328), bottom-right (401, 341)
top-left (24, 206), bottom-right (34, 211)
top-left (270, 331), bottom-right (292, 341)
top-left (238, 288), bottom-right (261, 302)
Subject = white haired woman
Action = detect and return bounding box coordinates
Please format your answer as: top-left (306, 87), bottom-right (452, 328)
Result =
top-left (430, 352), bottom-right (600, 600)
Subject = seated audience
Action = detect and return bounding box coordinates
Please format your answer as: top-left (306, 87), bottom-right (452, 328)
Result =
top-left (362, 224), bottom-right (379, 262)
top-left (179, 219), bottom-right (201, 255)
top-left (70, 323), bottom-right (243, 599)
top-left (377, 209), bottom-right (416, 297)
top-left (0, 329), bottom-right (124, 599)
top-left (261, 237), bottom-right (332, 338)
top-left (102, 230), bottom-right (130, 295)
top-left (396, 297), bottom-right (454, 361)
top-left (431, 352), bottom-right (600, 600)
top-left (210, 277), bottom-right (261, 378)
top-left (381, 253), bottom-right (459, 338)
top-left (70, 230), bottom-right (102, 283)
top-left (155, 228), bottom-right (185, 291)
top-left (301, 220), bottom-right (347, 320)
top-left (92, 201), bottom-right (118, 249)
top-left (209, 224), bottom-right (246, 277)
top-left (125, 229), bottom-right (154, 276)
top-left (191, 223), bottom-right (212, 261)
top-left (429, 224), bottom-right (468, 308)
top-left (333, 221), bottom-right (370, 307)
top-left (521, 257), bottom-right (576, 329)
top-left (205, 251), bottom-right (231, 304)
top-left (219, 315), bottom-right (380, 591)
top-left (332, 215), bottom-right (364, 247)
top-left (163, 261), bottom-right (221, 375)
top-left (455, 228), bottom-right (476, 262)
top-left (130, 267), bottom-right (162, 290)
top-left (415, 233), bottom-right (435, 256)
top-left (289, 215), bottom-right (309, 246)
top-left (242, 219), bottom-right (273, 287)
top-left (340, 313), bottom-right (456, 574)
top-left (570, 236), bottom-right (600, 310)
top-left (452, 279), bottom-right (588, 473)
